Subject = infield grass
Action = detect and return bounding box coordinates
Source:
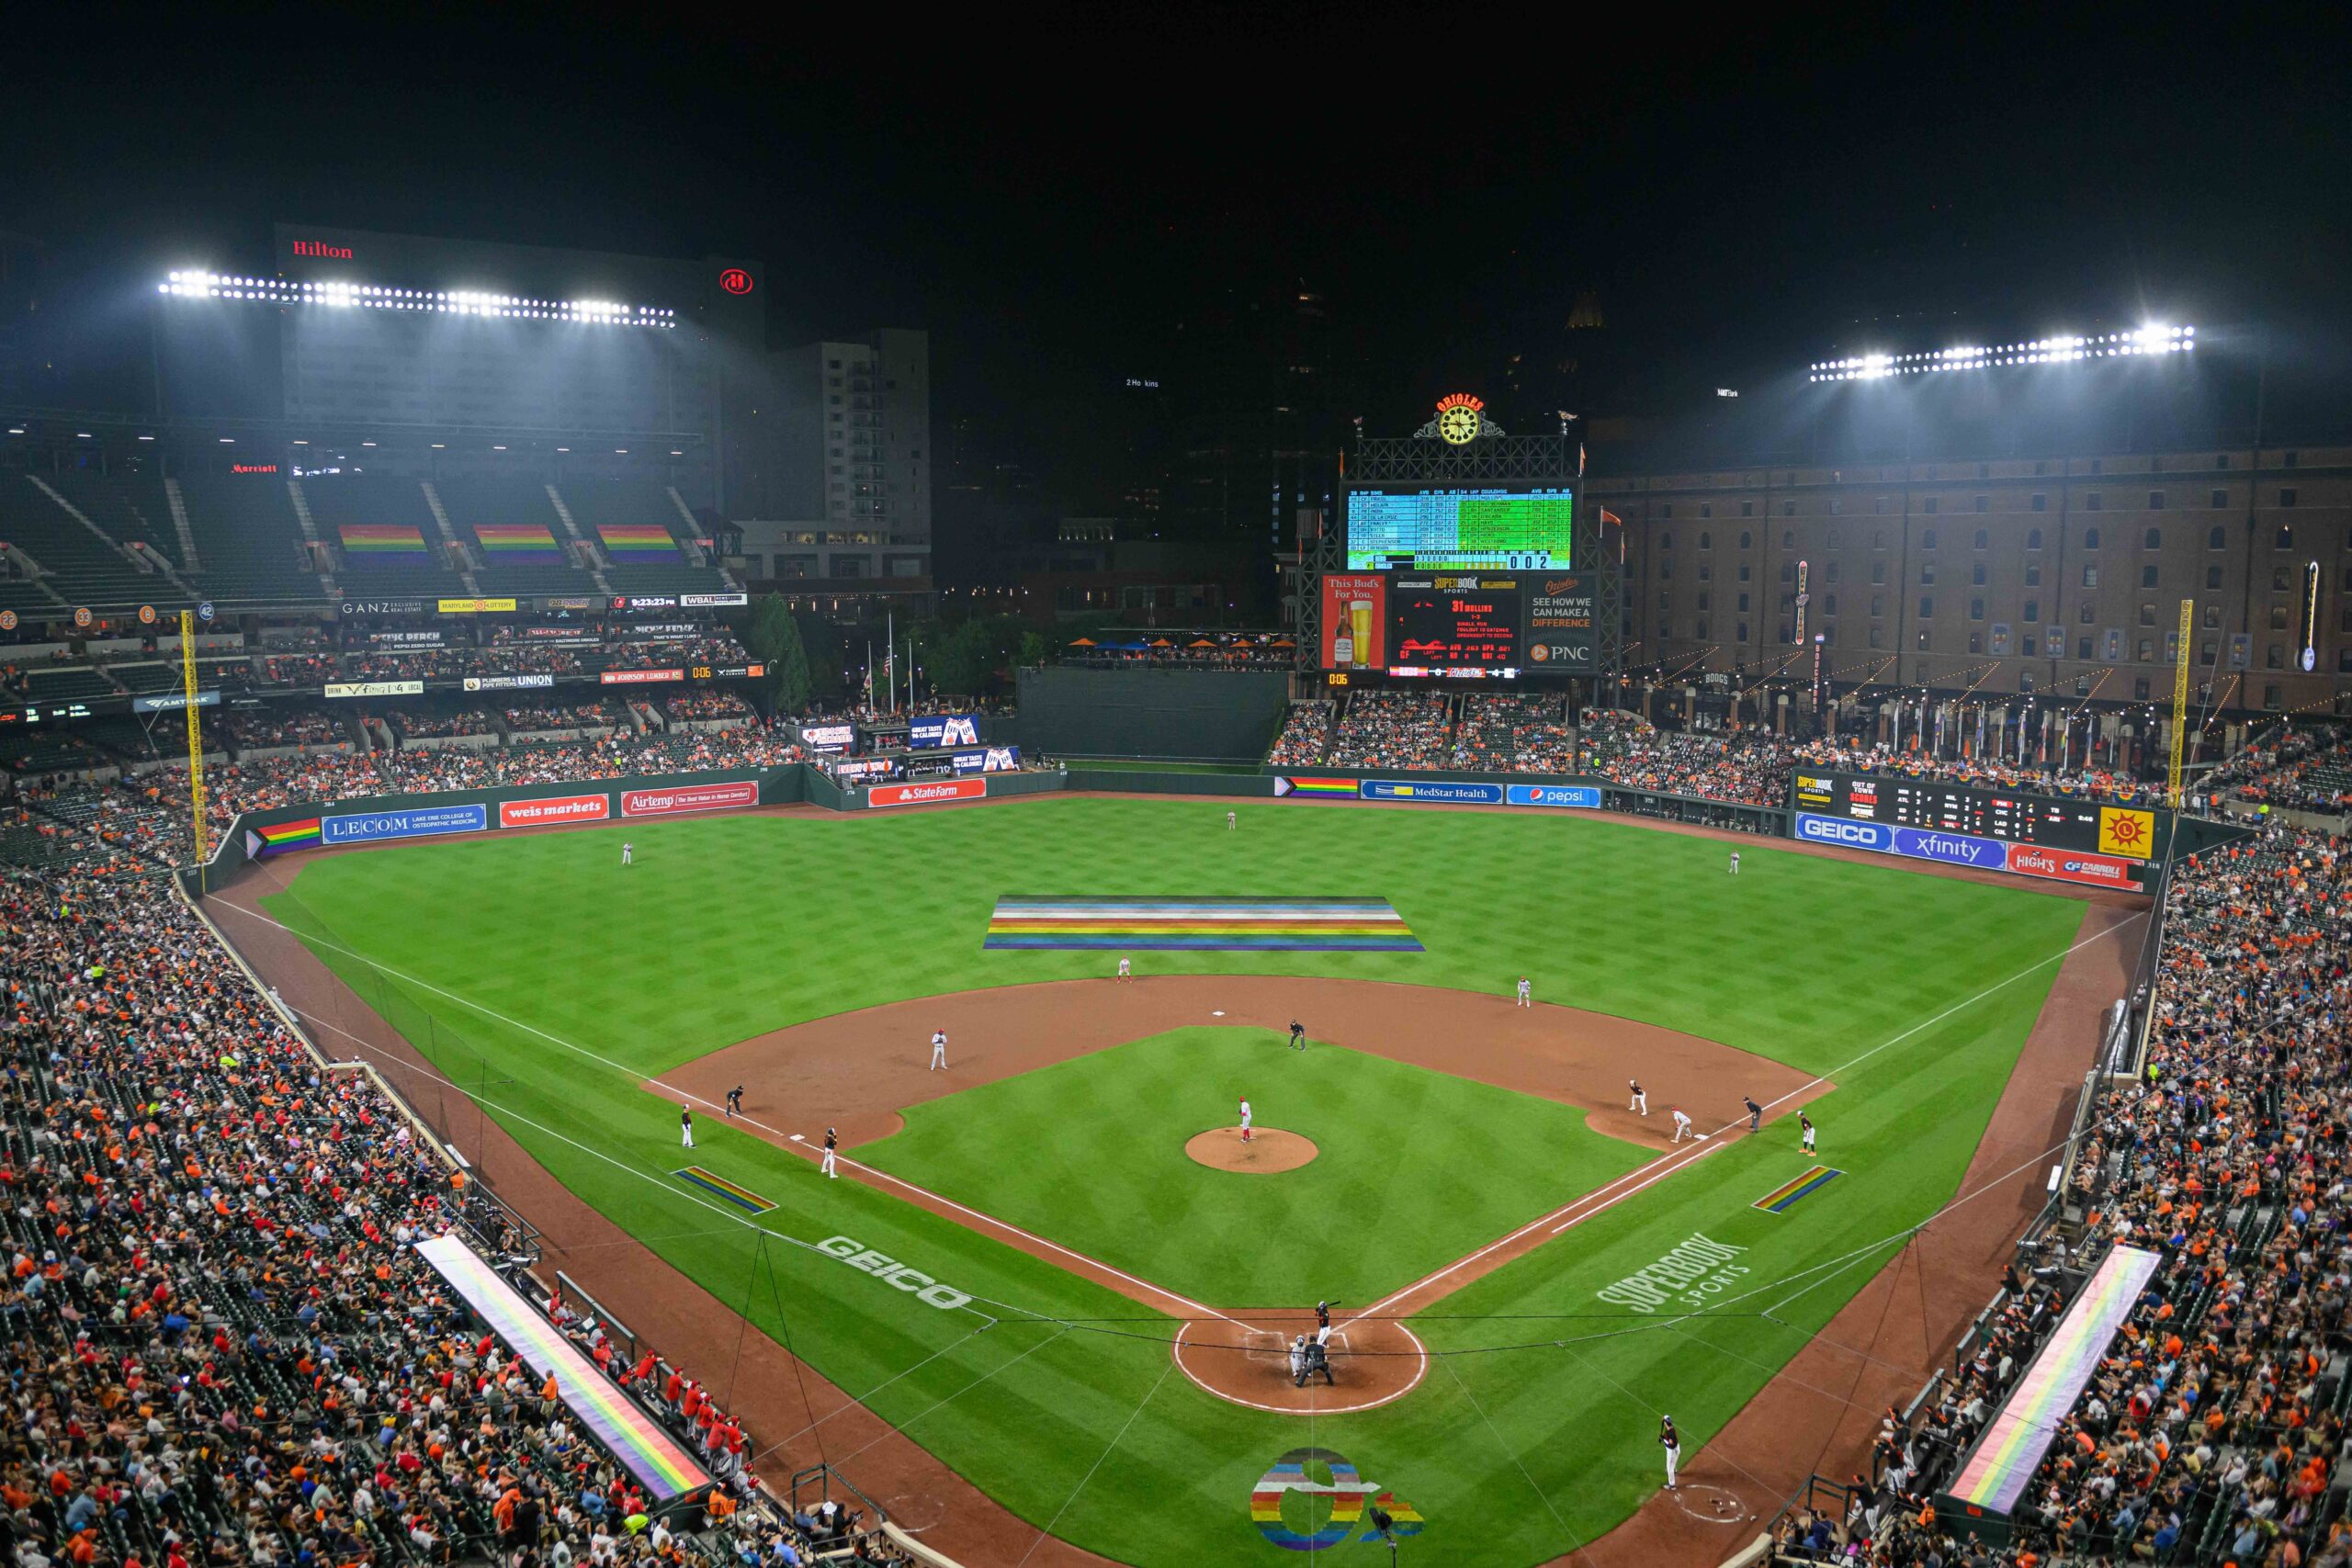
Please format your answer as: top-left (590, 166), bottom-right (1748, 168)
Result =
top-left (255, 795), bottom-right (2097, 1567)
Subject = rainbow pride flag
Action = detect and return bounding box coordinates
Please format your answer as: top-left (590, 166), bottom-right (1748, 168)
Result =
top-left (597, 525), bottom-right (679, 562)
top-left (1753, 1165), bottom-right (1843, 1213)
top-left (674, 1167), bottom-right (775, 1213)
top-left (245, 818), bottom-right (321, 858)
top-left (414, 1235), bottom-right (713, 1501)
top-left (1274, 776), bottom-right (1359, 797)
top-left (337, 525), bottom-right (431, 566)
top-left (1941, 1246), bottom-right (2159, 1519)
top-left (474, 524), bottom-right (563, 563)
top-left (985, 896), bottom-right (1421, 952)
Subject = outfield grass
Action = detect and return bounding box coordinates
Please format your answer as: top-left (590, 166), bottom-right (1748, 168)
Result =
top-left (860, 1026), bottom-right (1651, 1304)
top-left (260, 796), bottom-right (2091, 1566)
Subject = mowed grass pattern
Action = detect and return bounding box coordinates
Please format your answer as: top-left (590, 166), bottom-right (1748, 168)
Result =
top-left (860, 1026), bottom-right (1651, 1304)
top-left (260, 796), bottom-right (2094, 1567)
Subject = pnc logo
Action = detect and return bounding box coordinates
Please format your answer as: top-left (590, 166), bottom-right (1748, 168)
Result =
top-left (290, 240), bottom-right (354, 258)
top-left (719, 267), bottom-right (754, 295)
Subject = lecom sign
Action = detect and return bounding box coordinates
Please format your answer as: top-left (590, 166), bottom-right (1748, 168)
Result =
top-left (868, 778), bottom-right (987, 808)
top-left (499, 794), bottom-right (610, 829)
top-left (622, 781), bottom-right (760, 818)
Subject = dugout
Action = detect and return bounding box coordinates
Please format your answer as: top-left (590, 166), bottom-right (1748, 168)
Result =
top-left (1012, 665), bottom-right (1290, 762)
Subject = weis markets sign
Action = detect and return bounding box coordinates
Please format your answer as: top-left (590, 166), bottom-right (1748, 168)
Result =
top-left (321, 803), bottom-right (488, 847)
top-left (621, 781), bottom-right (759, 817)
top-left (499, 794), bottom-right (611, 829)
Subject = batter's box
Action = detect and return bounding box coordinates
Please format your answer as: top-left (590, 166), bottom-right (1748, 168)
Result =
top-left (1240, 1327), bottom-right (1352, 1365)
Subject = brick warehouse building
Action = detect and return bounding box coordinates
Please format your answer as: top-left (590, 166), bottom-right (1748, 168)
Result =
top-left (1589, 444), bottom-right (2349, 715)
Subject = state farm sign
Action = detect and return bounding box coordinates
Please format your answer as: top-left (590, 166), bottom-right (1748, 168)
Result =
top-left (498, 794), bottom-right (610, 829)
top-left (621, 781), bottom-right (759, 817)
top-left (868, 777), bottom-right (987, 808)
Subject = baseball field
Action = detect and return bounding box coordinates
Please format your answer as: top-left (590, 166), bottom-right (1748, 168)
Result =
top-left (237, 795), bottom-right (2095, 1567)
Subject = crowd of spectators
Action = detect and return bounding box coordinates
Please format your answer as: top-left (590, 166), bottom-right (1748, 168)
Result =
top-left (1326, 691), bottom-right (1453, 771)
top-left (503, 704), bottom-right (616, 735)
top-left (664, 693), bottom-right (752, 723)
top-left (603, 637), bottom-right (750, 672)
top-left (220, 708), bottom-right (347, 753)
top-left (1265, 704), bottom-right (1333, 768)
top-left (2201, 726), bottom-right (2352, 816)
top-left (1792, 736), bottom-right (2169, 808)
top-left (0, 816), bottom-right (885, 1568)
top-left (384, 706), bottom-right (500, 741)
top-left (1576, 712), bottom-right (1797, 807)
top-left (1450, 695), bottom-right (1568, 773)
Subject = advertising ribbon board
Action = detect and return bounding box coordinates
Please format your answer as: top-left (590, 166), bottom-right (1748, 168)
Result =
top-left (679, 592), bottom-right (748, 607)
top-left (321, 803), bottom-right (487, 846)
top-left (324, 680), bottom-right (425, 699)
top-left (1506, 783), bottom-right (1600, 808)
top-left (436, 597), bottom-right (518, 614)
top-left (599, 669), bottom-right (683, 685)
top-left (499, 794), bottom-right (611, 829)
top-left (1360, 779), bottom-right (1506, 805)
top-left (620, 781), bottom-right (759, 818)
top-left (463, 674), bottom-right (557, 691)
top-left (869, 777), bottom-right (987, 807)
top-left (132, 691), bottom-right (219, 714)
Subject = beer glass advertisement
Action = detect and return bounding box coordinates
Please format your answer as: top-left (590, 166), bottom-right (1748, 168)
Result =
top-left (1320, 574), bottom-right (1388, 671)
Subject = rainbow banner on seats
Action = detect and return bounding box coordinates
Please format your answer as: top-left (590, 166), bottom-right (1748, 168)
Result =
top-left (1753, 1165), bottom-right (1843, 1213)
top-left (245, 818), bottom-right (321, 858)
top-left (985, 896), bottom-right (1422, 952)
top-left (338, 525), bottom-right (431, 564)
top-left (674, 1167), bottom-right (775, 1213)
top-left (475, 525), bottom-right (563, 563)
top-left (1940, 1245), bottom-right (2159, 1522)
top-left (597, 525), bottom-right (679, 562)
top-left (414, 1235), bottom-right (713, 1502)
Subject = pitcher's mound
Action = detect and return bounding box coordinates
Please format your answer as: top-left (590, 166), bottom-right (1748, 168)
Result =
top-left (1186, 1127), bottom-right (1317, 1172)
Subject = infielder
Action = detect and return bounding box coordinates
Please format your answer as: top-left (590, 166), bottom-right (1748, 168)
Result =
top-left (1728, 851), bottom-right (1739, 875)
top-left (820, 1126), bottom-right (839, 1179)
top-left (1671, 1108), bottom-right (1697, 1144)
top-left (1744, 1094), bottom-right (1762, 1132)
top-left (622, 841), bottom-right (633, 866)
top-left (1238, 1097), bottom-right (1253, 1144)
top-left (1289, 1020), bottom-right (1306, 1051)
top-left (930, 1030), bottom-right (948, 1071)
top-left (1116, 956), bottom-right (1131, 981)
top-left (1515, 976), bottom-right (1532, 1008)
top-left (1660, 1415), bottom-right (1681, 1489)
top-left (680, 1106), bottom-right (694, 1149)
top-left (1629, 1078), bottom-right (1647, 1116)
top-left (1801, 1111), bottom-right (1816, 1154)
top-left (725, 1085), bottom-right (743, 1118)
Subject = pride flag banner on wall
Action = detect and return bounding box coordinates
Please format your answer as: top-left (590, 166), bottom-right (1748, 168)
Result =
top-left (597, 525), bottom-right (680, 562)
top-left (413, 1235), bottom-right (713, 1502)
top-left (474, 525), bottom-right (564, 563)
top-left (1939, 1245), bottom-right (2159, 1525)
top-left (338, 525), bottom-right (432, 565)
top-left (244, 818), bottom-right (322, 858)
top-left (985, 896), bottom-right (1423, 952)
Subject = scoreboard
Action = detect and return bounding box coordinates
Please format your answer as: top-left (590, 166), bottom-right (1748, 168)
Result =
top-left (1789, 769), bottom-right (2167, 889)
top-left (1346, 486), bottom-right (1574, 571)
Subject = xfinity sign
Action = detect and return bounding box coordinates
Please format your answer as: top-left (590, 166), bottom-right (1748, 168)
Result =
top-left (1893, 827), bottom-right (2007, 869)
top-left (1796, 812), bottom-right (1894, 851)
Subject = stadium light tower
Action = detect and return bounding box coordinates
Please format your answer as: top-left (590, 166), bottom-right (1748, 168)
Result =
top-left (1806, 322), bottom-right (2193, 381)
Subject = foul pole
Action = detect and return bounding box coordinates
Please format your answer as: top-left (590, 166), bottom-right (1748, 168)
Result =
top-left (2167, 598), bottom-right (2192, 807)
top-left (180, 611), bottom-right (211, 887)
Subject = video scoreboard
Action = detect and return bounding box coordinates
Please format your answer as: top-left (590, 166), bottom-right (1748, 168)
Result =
top-left (1789, 769), bottom-right (2168, 889)
top-left (1345, 486), bottom-right (1575, 571)
top-left (1322, 570), bottom-right (1595, 680)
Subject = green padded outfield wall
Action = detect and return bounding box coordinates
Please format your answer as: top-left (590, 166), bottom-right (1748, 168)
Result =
top-left (1012, 666), bottom-right (1291, 761)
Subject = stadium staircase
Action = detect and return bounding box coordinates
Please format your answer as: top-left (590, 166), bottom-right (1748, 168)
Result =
top-left (10, 475), bottom-right (164, 609)
top-left (419, 480), bottom-right (486, 593)
top-left (544, 482), bottom-right (616, 592)
top-left (666, 485), bottom-right (710, 563)
top-left (280, 479), bottom-right (341, 597)
top-left (46, 473), bottom-right (204, 604)
top-left (0, 541), bottom-right (70, 614)
top-left (163, 477), bottom-right (203, 569)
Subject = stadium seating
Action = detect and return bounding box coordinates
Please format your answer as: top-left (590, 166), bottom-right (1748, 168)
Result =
top-left (0, 473), bottom-right (167, 608)
top-left (173, 475), bottom-right (325, 605)
top-left (437, 477), bottom-right (605, 595)
top-left (303, 474), bottom-right (453, 576)
top-left (46, 471), bottom-right (188, 571)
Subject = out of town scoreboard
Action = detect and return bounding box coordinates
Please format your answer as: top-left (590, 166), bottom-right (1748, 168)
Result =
top-left (1790, 769), bottom-right (2168, 889)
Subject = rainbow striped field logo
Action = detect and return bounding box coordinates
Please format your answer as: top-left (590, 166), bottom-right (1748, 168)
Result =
top-left (674, 1167), bottom-right (775, 1213)
top-left (1753, 1166), bottom-right (1843, 1213)
top-left (1249, 1448), bottom-right (1423, 1551)
top-left (984, 896), bottom-right (1423, 953)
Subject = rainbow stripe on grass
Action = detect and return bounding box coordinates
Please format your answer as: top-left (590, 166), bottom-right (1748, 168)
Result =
top-left (596, 525), bottom-right (679, 562)
top-left (674, 1167), bottom-right (775, 1213)
top-left (1942, 1245), bottom-right (2158, 1518)
top-left (1752, 1165), bottom-right (1843, 1213)
top-left (985, 896), bottom-right (1422, 953)
top-left (474, 524), bottom-right (563, 562)
top-left (337, 525), bottom-right (431, 561)
top-left (414, 1235), bottom-right (713, 1500)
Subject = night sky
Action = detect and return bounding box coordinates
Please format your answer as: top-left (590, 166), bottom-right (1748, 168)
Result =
top-left (10, 5), bottom-right (2351, 450)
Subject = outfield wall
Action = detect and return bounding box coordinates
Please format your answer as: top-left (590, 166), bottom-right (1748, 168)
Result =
top-left (1011, 666), bottom-right (1290, 761)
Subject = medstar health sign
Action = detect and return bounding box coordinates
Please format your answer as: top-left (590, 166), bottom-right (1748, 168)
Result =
top-left (1249, 1449), bottom-right (1423, 1551)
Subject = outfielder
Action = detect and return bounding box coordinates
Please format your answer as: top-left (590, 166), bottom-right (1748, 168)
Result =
top-left (1801, 1111), bottom-right (1816, 1154)
top-left (930, 1030), bottom-right (948, 1071)
top-left (680, 1106), bottom-right (694, 1149)
top-left (820, 1126), bottom-right (839, 1179)
top-left (1238, 1098), bottom-right (1253, 1144)
top-left (1515, 976), bottom-right (1532, 1008)
top-left (1660, 1415), bottom-right (1681, 1489)
top-left (1728, 851), bottom-right (1738, 876)
top-left (1227, 811), bottom-right (1237, 829)
top-left (1629, 1078), bottom-right (1647, 1116)
top-left (1671, 1108), bottom-right (1696, 1144)
top-left (622, 841), bottom-right (633, 867)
